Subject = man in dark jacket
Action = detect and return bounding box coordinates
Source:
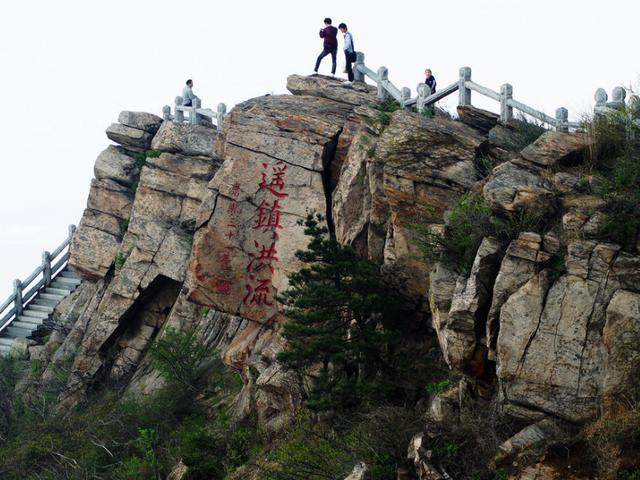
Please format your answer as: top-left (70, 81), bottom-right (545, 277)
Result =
top-left (314, 18), bottom-right (338, 76)
top-left (425, 69), bottom-right (437, 94)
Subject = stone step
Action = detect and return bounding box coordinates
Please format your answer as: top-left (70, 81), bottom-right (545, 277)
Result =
top-left (0, 344), bottom-right (11, 355)
top-left (16, 316), bottom-right (44, 325)
top-left (53, 276), bottom-right (82, 286)
top-left (45, 287), bottom-right (71, 296)
top-left (39, 293), bottom-right (64, 302)
top-left (0, 337), bottom-right (14, 346)
top-left (32, 298), bottom-right (58, 307)
top-left (22, 310), bottom-right (49, 319)
top-left (5, 326), bottom-right (32, 338)
top-left (60, 270), bottom-right (82, 279)
top-left (29, 304), bottom-right (54, 313)
top-left (11, 321), bottom-right (39, 331)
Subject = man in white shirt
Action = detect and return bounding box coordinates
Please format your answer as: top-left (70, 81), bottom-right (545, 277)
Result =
top-left (338, 23), bottom-right (356, 84)
top-left (182, 79), bottom-right (199, 106)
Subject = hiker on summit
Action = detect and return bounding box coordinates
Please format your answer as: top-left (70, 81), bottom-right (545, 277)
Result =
top-left (425, 69), bottom-right (437, 94)
top-left (339, 23), bottom-right (356, 84)
top-left (314, 18), bottom-right (338, 76)
top-left (182, 79), bottom-right (199, 106)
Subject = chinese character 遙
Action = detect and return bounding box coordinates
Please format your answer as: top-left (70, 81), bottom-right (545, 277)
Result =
top-left (259, 161), bottom-right (289, 198)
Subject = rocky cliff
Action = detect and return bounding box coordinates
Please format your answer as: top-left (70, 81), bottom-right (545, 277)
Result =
top-left (20, 75), bottom-right (640, 479)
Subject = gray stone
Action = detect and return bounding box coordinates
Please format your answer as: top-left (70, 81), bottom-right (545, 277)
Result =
top-left (151, 121), bottom-right (217, 157)
top-left (520, 131), bottom-right (588, 167)
top-left (344, 462), bottom-right (370, 480)
top-left (287, 74), bottom-right (376, 106)
top-left (106, 123), bottom-right (154, 151)
top-left (94, 146), bottom-right (139, 187)
top-left (118, 111), bottom-right (163, 134)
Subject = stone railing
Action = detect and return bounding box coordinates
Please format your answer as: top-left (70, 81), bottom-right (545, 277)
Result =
top-left (0, 225), bottom-right (76, 335)
top-left (354, 52), bottom-right (632, 131)
top-left (162, 97), bottom-right (227, 130)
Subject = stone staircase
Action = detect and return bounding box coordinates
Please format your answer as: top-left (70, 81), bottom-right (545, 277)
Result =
top-left (0, 267), bottom-right (81, 356)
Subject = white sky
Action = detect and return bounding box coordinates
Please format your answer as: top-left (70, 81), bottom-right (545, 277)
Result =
top-left (0, 0), bottom-right (638, 300)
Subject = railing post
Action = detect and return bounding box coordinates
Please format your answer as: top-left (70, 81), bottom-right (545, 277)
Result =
top-left (555, 107), bottom-right (569, 132)
top-left (217, 103), bottom-right (227, 131)
top-left (354, 52), bottom-right (365, 82)
top-left (190, 98), bottom-right (201, 125)
top-left (13, 280), bottom-right (23, 317)
top-left (401, 87), bottom-right (411, 108)
top-left (162, 105), bottom-right (171, 121)
top-left (68, 224), bottom-right (76, 239)
top-left (500, 83), bottom-right (513, 123)
top-left (175, 96), bottom-right (184, 123)
top-left (458, 67), bottom-right (472, 106)
top-left (416, 83), bottom-right (429, 114)
top-left (42, 251), bottom-right (52, 287)
top-left (610, 87), bottom-right (626, 109)
top-left (377, 67), bottom-right (390, 101)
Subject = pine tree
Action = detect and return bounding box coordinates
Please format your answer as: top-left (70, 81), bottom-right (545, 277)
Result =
top-left (278, 214), bottom-right (402, 411)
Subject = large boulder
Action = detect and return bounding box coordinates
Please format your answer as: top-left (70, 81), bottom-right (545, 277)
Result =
top-left (520, 131), bottom-right (588, 167)
top-left (438, 237), bottom-right (503, 375)
top-left (456, 105), bottom-right (499, 134)
top-left (482, 160), bottom-right (555, 216)
top-left (151, 121), bottom-right (217, 157)
top-left (496, 240), bottom-right (640, 423)
top-left (287, 74), bottom-right (376, 106)
top-left (117, 111), bottom-right (163, 134)
top-left (105, 123), bottom-right (154, 151)
top-left (333, 107), bottom-right (484, 313)
top-left (186, 94), bottom-right (352, 325)
top-left (94, 145), bottom-right (139, 187)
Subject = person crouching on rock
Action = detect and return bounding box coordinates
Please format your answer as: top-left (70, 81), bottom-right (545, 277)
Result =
top-left (425, 69), bottom-right (437, 94)
top-left (339, 23), bottom-right (356, 84)
top-left (314, 18), bottom-right (338, 76)
top-left (182, 79), bottom-right (199, 106)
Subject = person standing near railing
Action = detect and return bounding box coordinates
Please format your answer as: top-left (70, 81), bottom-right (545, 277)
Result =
top-left (339, 23), bottom-right (356, 84)
top-left (425, 69), bottom-right (437, 94)
top-left (313, 18), bottom-right (338, 76)
top-left (182, 79), bottom-right (199, 107)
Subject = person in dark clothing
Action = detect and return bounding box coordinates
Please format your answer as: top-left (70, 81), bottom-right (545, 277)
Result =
top-left (425, 69), bottom-right (437, 94)
top-left (314, 18), bottom-right (338, 75)
top-left (339, 23), bottom-right (356, 83)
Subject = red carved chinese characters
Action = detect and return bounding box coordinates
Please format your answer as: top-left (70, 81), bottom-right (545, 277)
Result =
top-left (243, 161), bottom-right (288, 306)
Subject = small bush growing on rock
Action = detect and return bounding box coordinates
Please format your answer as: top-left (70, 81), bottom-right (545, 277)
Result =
top-left (510, 115), bottom-right (546, 150)
top-left (149, 327), bottom-right (215, 393)
top-left (415, 193), bottom-right (546, 274)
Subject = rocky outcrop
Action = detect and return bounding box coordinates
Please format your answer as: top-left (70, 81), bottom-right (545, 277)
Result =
top-left (520, 131), bottom-right (588, 167)
top-left (333, 106), bottom-right (484, 313)
top-left (287, 74), bottom-right (376, 106)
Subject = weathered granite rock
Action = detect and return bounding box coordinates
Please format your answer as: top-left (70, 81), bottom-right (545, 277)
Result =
top-left (497, 240), bottom-right (639, 423)
top-left (186, 94), bottom-right (351, 324)
top-left (166, 461), bottom-right (189, 480)
top-left (429, 262), bottom-right (458, 347)
top-left (344, 462), bottom-right (371, 480)
top-left (287, 74), bottom-right (376, 106)
top-left (94, 145), bottom-right (139, 186)
top-left (151, 121), bottom-right (217, 157)
top-left (333, 107), bottom-right (484, 313)
top-left (520, 131), bottom-right (588, 167)
top-left (118, 111), bottom-right (163, 134)
top-left (428, 384), bottom-right (460, 424)
top-left (483, 161), bottom-right (555, 216)
top-left (407, 433), bottom-right (446, 480)
top-left (439, 237), bottom-right (503, 375)
top-left (486, 233), bottom-right (556, 360)
top-left (106, 123), bottom-right (154, 151)
top-left (493, 418), bottom-right (567, 467)
top-left (70, 179), bottom-right (134, 280)
top-left (602, 289), bottom-right (640, 412)
top-left (553, 171), bottom-right (582, 194)
top-left (457, 105), bottom-right (499, 133)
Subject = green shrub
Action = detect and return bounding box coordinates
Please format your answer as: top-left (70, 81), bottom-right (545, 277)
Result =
top-left (114, 252), bottom-right (127, 269)
top-left (149, 327), bottom-right (215, 392)
top-left (120, 217), bottom-right (130, 233)
top-left (415, 193), bottom-right (546, 274)
top-left (510, 116), bottom-right (546, 150)
top-left (426, 380), bottom-right (452, 396)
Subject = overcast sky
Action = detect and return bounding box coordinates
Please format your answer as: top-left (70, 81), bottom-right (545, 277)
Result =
top-left (0, 0), bottom-right (637, 300)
